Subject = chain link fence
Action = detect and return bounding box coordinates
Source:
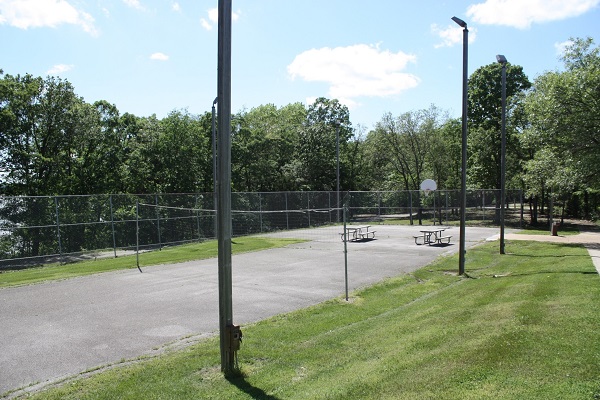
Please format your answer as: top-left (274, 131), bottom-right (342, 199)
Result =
top-left (0, 190), bottom-right (525, 268)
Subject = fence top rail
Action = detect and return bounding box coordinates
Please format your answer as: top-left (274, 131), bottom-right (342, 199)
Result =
top-left (0, 189), bottom-right (528, 201)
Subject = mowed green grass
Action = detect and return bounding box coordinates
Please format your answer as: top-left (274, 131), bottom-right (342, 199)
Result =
top-left (22, 240), bottom-right (600, 399)
top-left (0, 237), bottom-right (305, 288)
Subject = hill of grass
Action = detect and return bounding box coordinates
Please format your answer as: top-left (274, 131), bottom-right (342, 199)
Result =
top-left (14, 240), bottom-right (600, 399)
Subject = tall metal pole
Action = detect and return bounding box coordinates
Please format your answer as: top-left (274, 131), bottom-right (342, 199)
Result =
top-left (452, 16), bottom-right (468, 275)
top-left (497, 55), bottom-right (507, 255)
top-left (217, 0), bottom-right (235, 374)
top-left (343, 200), bottom-right (348, 301)
top-left (212, 96), bottom-right (218, 238)
top-left (336, 126), bottom-right (340, 222)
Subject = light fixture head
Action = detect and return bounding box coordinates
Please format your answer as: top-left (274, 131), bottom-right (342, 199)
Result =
top-left (451, 16), bottom-right (467, 28)
top-left (496, 54), bottom-right (507, 64)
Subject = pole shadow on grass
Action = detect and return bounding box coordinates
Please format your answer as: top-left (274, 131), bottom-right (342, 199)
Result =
top-left (490, 270), bottom-right (598, 278)
top-left (226, 376), bottom-right (281, 400)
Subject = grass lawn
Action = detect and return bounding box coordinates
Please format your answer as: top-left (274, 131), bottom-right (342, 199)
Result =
top-left (0, 237), bottom-right (304, 288)
top-left (19, 240), bottom-right (600, 399)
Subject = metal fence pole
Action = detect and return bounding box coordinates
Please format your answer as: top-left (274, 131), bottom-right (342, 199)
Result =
top-left (195, 194), bottom-right (202, 241)
top-left (110, 195), bottom-right (117, 258)
top-left (343, 199), bottom-right (349, 302)
top-left (155, 195), bottom-right (162, 250)
top-left (445, 191), bottom-right (448, 224)
top-left (307, 195), bottom-right (311, 227)
top-left (409, 191), bottom-right (413, 225)
top-left (259, 192), bottom-right (263, 233)
top-left (482, 190), bottom-right (486, 223)
top-left (520, 189), bottom-right (524, 228)
top-left (285, 192), bottom-right (289, 230)
top-left (136, 200), bottom-right (142, 273)
top-left (328, 192), bottom-right (332, 224)
top-left (54, 196), bottom-right (63, 264)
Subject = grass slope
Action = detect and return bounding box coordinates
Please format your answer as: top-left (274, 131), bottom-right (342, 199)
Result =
top-left (17, 241), bottom-right (600, 399)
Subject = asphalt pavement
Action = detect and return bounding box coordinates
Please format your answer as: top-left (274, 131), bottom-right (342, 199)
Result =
top-left (1, 225), bottom-right (501, 396)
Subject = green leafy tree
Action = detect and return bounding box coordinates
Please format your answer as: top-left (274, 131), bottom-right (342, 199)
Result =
top-left (434, 118), bottom-right (462, 190)
top-left (0, 72), bottom-right (92, 195)
top-left (297, 98), bottom-right (352, 191)
top-left (467, 62), bottom-right (531, 191)
top-left (232, 103), bottom-right (306, 192)
top-left (155, 110), bottom-right (209, 193)
top-left (369, 106), bottom-right (446, 191)
top-left (524, 37), bottom-right (600, 197)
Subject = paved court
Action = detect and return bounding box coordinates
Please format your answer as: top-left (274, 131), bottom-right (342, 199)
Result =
top-left (0, 225), bottom-right (505, 396)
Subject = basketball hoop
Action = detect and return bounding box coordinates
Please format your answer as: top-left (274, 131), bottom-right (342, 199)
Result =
top-left (420, 179), bottom-right (437, 194)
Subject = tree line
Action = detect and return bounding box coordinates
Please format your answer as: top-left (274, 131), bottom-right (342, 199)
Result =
top-left (1, 37), bottom-right (599, 221)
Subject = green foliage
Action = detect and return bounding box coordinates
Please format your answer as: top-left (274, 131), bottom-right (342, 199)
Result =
top-left (296, 97), bottom-right (352, 191)
top-left (524, 37), bottom-right (600, 191)
top-left (467, 62), bottom-right (532, 190)
top-left (2, 47), bottom-right (598, 220)
top-left (232, 103), bottom-right (306, 191)
top-left (367, 105), bottom-right (451, 191)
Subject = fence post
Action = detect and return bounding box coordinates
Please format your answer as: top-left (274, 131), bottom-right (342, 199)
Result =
top-left (136, 199), bottom-right (141, 272)
top-left (285, 192), bottom-right (289, 230)
top-left (482, 190), bottom-right (486, 223)
top-left (54, 196), bottom-right (63, 264)
top-left (110, 195), bottom-right (117, 258)
top-left (409, 191), bottom-right (413, 225)
top-left (520, 189), bottom-right (524, 229)
top-left (195, 194), bottom-right (201, 241)
top-left (155, 195), bottom-right (162, 250)
top-left (328, 192), bottom-right (332, 224)
top-left (307, 194), bottom-right (311, 227)
top-left (445, 191), bottom-right (448, 224)
top-left (259, 192), bottom-right (263, 233)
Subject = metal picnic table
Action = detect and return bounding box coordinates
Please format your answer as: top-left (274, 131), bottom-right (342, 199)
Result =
top-left (341, 225), bottom-right (376, 242)
top-left (414, 227), bottom-right (452, 245)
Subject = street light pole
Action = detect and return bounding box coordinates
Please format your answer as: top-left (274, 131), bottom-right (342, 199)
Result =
top-left (452, 16), bottom-right (468, 275)
top-left (336, 126), bottom-right (340, 222)
top-left (497, 54), bottom-right (507, 255)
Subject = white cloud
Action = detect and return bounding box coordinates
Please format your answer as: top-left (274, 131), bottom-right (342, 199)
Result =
top-left (123, 0), bottom-right (144, 11)
top-left (172, 2), bottom-right (181, 12)
top-left (0, 0), bottom-right (98, 35)
top-left (200, 7), bottom-right (241, 31)
top-left (47, 64), bottom-right (74, 75)
top-left (287, 44), bottom-right (420, 107)
top-left (467, 0), bottom-right (600, 29)
top-left (431, 24), bottom-right (477, 48)
top-left (200, 18), bottom-right (212, 30)
top-left (150, 52), bottom-right (169, 61)
top-left (555, 39), bottom-right (574, 55)
top-left (208, 7), bottom-right (219, 23)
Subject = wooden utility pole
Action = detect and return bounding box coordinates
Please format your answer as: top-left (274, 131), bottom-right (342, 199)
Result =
top-left (217, 0), bottom-right (237, 374)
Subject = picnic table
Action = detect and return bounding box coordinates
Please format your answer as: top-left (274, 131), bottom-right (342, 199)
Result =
top-left (413, 228), bottom-right (452, 245)
top-left (340, 225), bottom-right (376, 242)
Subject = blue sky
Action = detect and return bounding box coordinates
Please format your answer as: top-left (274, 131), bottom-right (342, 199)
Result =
top-left (1, 0), bottom-right (599, 130)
